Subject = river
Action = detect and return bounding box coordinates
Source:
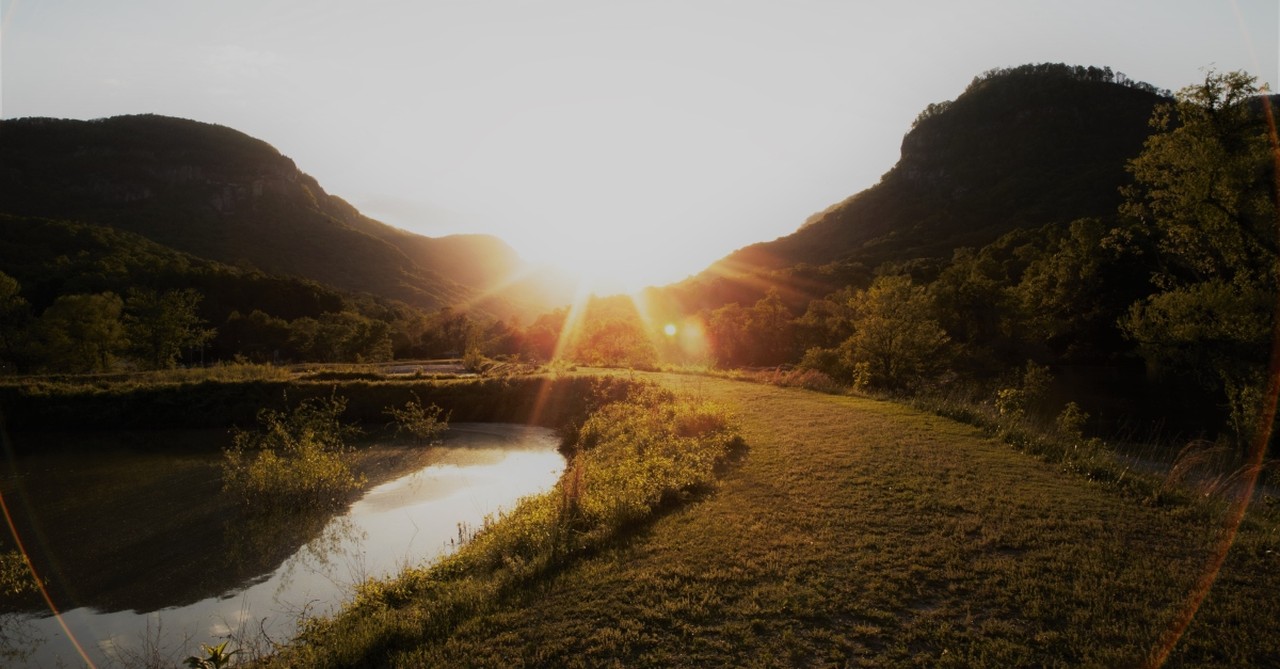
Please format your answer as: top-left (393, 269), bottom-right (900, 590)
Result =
top-left (0, 423), bottom-right (564, 667)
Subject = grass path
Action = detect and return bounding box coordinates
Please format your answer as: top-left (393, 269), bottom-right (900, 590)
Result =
top-left (388, 373), bottom-right (1278, 667)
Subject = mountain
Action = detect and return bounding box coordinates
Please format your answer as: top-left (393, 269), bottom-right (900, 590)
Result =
top-left (0, 114), bottom-right (570, 321)
top-left (672, 64), bottom-right (1170, 310)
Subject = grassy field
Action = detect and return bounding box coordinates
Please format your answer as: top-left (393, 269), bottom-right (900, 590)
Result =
top-left (278, 372), bottom-right (1278, 667)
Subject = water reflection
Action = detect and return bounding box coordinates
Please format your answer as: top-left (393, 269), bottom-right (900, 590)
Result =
top-left (0, 423), bottom-right (563, 668)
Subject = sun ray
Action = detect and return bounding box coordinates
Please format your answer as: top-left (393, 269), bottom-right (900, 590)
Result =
top-left (523, 275), bottom-right (598, 428)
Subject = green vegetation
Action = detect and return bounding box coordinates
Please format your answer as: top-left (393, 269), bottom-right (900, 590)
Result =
top-left (248, 372), bottom-right (1279, 666)
top-left (222, 395), bottom-right (366, 511)
top-left (639, 68), bottom-right (1277, 456)
top-left (4, 64), bottom-right (1278, 666)
top-left (841, 274), bottom-right (950, 390)
top-left (384, 393), bottom-right (450, 442)
top-left (262, 380), bottom-right (740, 667)
top-left (184, 641), bottom-right (240, 669)
top-left (29, 291), bottom-right (127, 373)
top-left (124, 287), bottom-right (217, 370)
top-left (0, 114), bottom-right (575, 325)
top-left (0, 551), bottom-right (36, 597)
top-left (707, 289), bottom-right (796, 368)
top-left (6, 66), bottom-right (1265, 454)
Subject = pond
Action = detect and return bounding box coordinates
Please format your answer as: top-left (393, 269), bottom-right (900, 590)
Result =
top-left (0, 424), bottom-right (564, 667)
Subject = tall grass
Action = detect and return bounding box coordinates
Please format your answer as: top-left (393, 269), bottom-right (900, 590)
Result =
top-left (263, 382), bottom-right (742, 667)
top-left (906, 386), bottom-right (1280, 514)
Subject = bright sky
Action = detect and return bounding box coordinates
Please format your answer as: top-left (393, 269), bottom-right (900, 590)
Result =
top-left (2, 1), bottom-right (1277, 291)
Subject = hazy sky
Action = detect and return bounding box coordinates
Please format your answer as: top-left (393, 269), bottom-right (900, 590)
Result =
top-left (2, 1), bottom-right (1277, 290)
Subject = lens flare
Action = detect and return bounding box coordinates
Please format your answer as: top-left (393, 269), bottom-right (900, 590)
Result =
top-left (0, 486), bottom-right (97, 668)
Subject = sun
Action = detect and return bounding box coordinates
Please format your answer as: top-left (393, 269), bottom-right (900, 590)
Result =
top-left (526, 236), bottom-right (673, 295)
top-left (510, 213), bottom-right (718, 294)
top-left (663, 323), bottom-right (678, 336)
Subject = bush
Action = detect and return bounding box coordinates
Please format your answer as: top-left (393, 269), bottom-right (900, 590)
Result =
top-left (1055, 401), bottom-right (1089, 439)
top-left (798, 346), bottom-right (849, 380)
top-left (385, 394), bottom-right (450, 442)
top-left (995, 387), bottom-right (1027, 420)
top-left (558, 385), bottom-right (739, 536)
top-left (222, 395), bottom-right (365, 512)
top-left (768, 367), bottom-right (843, 394)
top-left (0, 550), bottom-right (37, 596)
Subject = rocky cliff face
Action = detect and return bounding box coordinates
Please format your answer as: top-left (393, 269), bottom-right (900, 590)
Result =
top-left (715, 64), bottom-right (1168, 275)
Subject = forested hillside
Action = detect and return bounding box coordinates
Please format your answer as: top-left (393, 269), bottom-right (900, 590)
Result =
top-left (0, 115), bottom-right (581, 373)
top-left (0, 114), bottom-right (570, 319)
top-left (650, 66), bottom-right (1276, 446)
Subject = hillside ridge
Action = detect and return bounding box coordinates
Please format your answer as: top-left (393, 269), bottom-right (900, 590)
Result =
top-left (680, 63), bottom-right (1170, 309)
top-left (0, 114), bottom-right (569, 319)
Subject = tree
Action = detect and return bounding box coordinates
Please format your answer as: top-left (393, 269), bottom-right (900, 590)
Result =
top-left (797, 285), bottom-right (859, 352)
top-left (930, 245), bottom-right (1022, 373)
top-left (748, 289), bottom-right (795, 366)
top-left (704, 291), bottom-right (797, 368)
top-left (522, 308), bottom-right (567, 362)
top-left (292, 311), bottom-right (393, 363)
top-left (1118, 71), bottom-right (1276, 433)
top-left (1121, 70), bottom-right (1274, 287)
top-left (707, 302), bottom-right (752, 368)
top-left (220, 309), bottom-right (294, 362)
top-left (562, 296), bottom-right (658, 368)
top-left (421, 307), bottom-right (478, 357)
top-left (124, 288), bottom-right (216, 369)
top-left (0, 271), bottom-right (31, 372)
top-left (481, 319), bottom-right (523, 357)
top-left (572, 317), bottom-right (657, 368)
top-left (841, 274), bottom-right (949, 390)
top-left (34, 293), bottom-right (127, 373)
top-left (1012, 218), bottom-right (1154, 363)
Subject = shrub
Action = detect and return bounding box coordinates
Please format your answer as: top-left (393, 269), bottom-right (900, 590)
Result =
top-left (385, 394), bottom-right (450, 442)
top-left (1055, 401), bottom-right (1089, 439)
top-left (222, 395), bottom-right (365, 512)
top-left (462, 347), bottom-right (486, 373)
top-left (0, 550), bottom-right (37, 596)
top-left (769, 367), bottom-right (843, 394)
top-left (798, 346), bottom-right (849, 380)
top-left (996, 361), bottom-right (1054, 422)
top-left (560, 386), bottom-right (738, 536)
top-left (995, 387), bottom-right (1027, 420)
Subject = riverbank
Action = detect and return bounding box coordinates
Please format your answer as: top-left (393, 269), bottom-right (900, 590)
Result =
top-left (266, 371), bottom-right (1279, 667)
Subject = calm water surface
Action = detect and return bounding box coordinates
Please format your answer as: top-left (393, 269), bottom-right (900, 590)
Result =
top-left (0, 424), bottom-right (563, 667)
